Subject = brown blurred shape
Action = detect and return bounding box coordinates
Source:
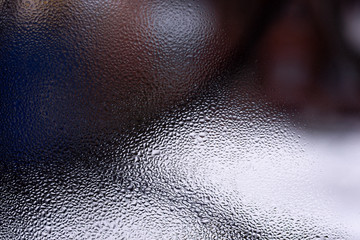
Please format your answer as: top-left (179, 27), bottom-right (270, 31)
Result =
top-left (257, 0), bottom-right (360, 114)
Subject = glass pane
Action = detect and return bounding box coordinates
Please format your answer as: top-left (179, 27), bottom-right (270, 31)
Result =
top-left (1, 0), bottom-right (360, 239)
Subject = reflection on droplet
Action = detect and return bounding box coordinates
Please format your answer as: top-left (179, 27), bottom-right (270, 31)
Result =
top-left (151, 149), bottom-right (160, 156)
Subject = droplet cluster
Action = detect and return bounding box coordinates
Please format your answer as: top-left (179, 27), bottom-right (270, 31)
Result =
top-left (0, 0), bottom-right (351, 239)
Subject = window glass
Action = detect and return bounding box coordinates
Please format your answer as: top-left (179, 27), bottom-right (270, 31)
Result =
top-left (1, 0), bottom-right (360, 239)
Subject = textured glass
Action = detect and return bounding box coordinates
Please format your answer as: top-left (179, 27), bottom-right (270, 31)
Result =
top-left (1, 0), bottom-right (360, 239)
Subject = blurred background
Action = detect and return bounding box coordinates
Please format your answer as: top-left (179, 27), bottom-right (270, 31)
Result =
top-left (257, 0), bottom-right (360, 114)
top-left (1, 0), bottom-right (360, 239)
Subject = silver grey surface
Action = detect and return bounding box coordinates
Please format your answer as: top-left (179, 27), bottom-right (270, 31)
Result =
top-left (3, 66), bottom-right (359, 239)
top-left (1, 0), bottom-right (360, 239)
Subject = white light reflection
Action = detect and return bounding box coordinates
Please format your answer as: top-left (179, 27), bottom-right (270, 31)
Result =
top-left (306, 126), bottom-right (360, 239)
top-left (152, 81), bottom-right (360, 238)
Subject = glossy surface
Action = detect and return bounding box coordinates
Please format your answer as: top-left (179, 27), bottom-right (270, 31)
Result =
top-left (1, 0), bottom-right (360, 239)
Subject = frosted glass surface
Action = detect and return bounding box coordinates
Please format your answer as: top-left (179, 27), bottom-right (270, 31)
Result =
top-left (1, 0), bottom-right (360, 239)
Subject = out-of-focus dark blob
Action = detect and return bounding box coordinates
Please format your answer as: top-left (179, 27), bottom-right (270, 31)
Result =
top-left (257, 0), bottom-right (360, 114)
top-left (257, 0), bottom-right (326, 107)
top-left (76, 0), bottom-right (264, 121)
top-left (0, 0), bottom-right (266, 159)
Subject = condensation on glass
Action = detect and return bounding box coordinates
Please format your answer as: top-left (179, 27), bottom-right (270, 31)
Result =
top-left (1, 0), bottom-right (360, 239)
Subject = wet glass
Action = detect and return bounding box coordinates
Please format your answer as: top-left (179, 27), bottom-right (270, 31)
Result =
top-left (1, 0), bottom-right (360, 239)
